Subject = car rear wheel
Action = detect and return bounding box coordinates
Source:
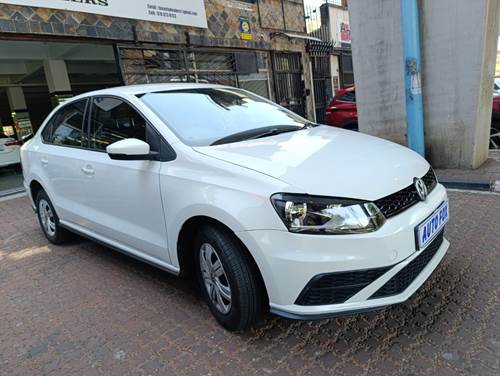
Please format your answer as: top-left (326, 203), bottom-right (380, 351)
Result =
top-left (194, 224), bottom-right (263, 331)
top-left (36, 190), bottom-right (71, 244)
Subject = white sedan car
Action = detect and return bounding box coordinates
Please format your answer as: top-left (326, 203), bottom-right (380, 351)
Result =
top-left (0, 132), bottom-right (21, 168)
top-left (21, 84), bottom-right (450, 331)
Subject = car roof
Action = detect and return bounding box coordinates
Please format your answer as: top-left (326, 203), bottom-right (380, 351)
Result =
top-left (70, 83), bottom-right (230, 101)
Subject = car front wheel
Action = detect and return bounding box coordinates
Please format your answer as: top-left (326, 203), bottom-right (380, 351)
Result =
top-left (194, 224), bottom-right (263, 331)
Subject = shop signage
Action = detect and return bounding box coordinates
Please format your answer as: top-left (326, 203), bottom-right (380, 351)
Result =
top-left (339, 21), bottom-right (351, 44)
top-left (1, 0), bottom-right (208, 28)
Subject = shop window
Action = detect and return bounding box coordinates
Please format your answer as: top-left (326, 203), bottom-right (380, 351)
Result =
top-left (50, 100), bottom-right (87, 147)
top-left (118, 47), bottom-right (271, 99)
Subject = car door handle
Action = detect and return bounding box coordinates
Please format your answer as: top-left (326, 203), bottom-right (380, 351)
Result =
top-left (41, 157), bottom-right (49, 166)
top-left (81, 165), bottom-right (95, 176)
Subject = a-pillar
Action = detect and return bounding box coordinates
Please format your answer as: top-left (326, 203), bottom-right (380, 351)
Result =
top-left (6, 87), bottom-right (33, 139)
top-left (43, 59), bottom-right (73, 107)
top-left (349, 0), bottom-right (500, 168)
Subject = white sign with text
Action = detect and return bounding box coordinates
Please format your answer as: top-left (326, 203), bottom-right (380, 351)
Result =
top-left (1, 0), bottom-right (208, 28)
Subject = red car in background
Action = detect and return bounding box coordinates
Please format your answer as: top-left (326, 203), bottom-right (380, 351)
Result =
top-left (324, 86), bottom-right (358, 131)
top-left (489, 94), bottom-right (500, 149)
top-left (326, 85), bottom-right (500, 149)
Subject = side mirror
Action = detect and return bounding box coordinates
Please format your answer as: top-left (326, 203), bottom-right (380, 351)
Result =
top-left (106, 138), bottom-right (155, 160)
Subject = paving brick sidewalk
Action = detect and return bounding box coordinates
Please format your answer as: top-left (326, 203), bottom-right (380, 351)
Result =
top-left (0, 191), bottom-right (499, 375)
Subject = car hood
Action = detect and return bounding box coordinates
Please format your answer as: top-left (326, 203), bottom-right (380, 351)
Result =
top-left (193, 126), bottom-right (430, 201)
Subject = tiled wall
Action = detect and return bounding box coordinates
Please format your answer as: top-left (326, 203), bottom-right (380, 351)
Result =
top-left (0, 1), bottom-right (305, 51)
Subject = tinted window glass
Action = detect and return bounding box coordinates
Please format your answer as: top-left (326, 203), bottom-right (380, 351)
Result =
top-left (51, 100), bottom-right (87, 147)
top-left (339, 90), bottom-right (356, 103)
top-left (90, 97), bottom-right (157, 151)
top-left (41, 117), bottom-right (54, 142)
top-left (139, 88), bottom-right (308, 146)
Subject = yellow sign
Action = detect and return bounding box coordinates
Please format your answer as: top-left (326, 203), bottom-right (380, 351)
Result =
top-left (239, 17), bottom-right (253, 41)
top-left (496, 52), bottom-right (500, 76)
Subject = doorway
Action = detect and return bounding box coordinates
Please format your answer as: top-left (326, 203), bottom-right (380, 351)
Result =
top-left (271, 52), bottom-right (306, 117)
top-left (0, 39), bottom-right (122, 196)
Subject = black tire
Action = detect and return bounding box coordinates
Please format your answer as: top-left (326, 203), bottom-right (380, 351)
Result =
top-left (344, 122), bottom-right (359, 131)
top-left (194, 224), bottom-right (263, 331)
top-left (36, 190), bottom-right (71, 244)
top-left (14, 163), bottom-right (23, 174)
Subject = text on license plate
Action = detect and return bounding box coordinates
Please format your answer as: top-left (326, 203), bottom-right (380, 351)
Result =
top-left (417, 201), bottom-right (449, 250)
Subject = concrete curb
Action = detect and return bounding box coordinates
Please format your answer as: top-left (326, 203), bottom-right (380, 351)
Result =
top-left (440, 180), bottom-right (493, 192)
top-left (0, 191), bottom-right (27, 202)
top-left (0, 187), bottom-right (26, 199)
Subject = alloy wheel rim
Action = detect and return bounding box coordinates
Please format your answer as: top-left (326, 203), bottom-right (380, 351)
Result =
top-left (199, 243), bottom-right (232, 314)
top-left (39, 199), bottom-right (56, 237)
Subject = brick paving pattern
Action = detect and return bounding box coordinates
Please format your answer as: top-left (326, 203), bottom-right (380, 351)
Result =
top-left (0, 191), bottom-right (499, 375)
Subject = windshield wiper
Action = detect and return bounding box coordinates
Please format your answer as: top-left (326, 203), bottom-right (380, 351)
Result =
top-left (210, 125), bottom-right (302, 146)
top-left (247, 127), bottom-right (300, 140)
top-left (299, 122), bottom-right (319, 130)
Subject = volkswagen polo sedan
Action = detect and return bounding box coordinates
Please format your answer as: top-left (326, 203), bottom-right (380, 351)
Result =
top-left (21, 84), bottom-right (450, 331)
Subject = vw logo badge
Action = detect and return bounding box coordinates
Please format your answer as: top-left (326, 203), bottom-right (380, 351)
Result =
top-left (414, 177), bottom-right (428, 201)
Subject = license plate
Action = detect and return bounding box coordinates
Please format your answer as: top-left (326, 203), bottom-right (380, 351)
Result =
top-left (416, 201), bottom-right (449, 250)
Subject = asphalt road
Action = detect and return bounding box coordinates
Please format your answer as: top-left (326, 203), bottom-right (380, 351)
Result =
top-left (0, 190), bottom-right (499, 375)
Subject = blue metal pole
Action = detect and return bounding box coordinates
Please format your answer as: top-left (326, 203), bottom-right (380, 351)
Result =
top-left (401, 0), bottom-right (425, 157)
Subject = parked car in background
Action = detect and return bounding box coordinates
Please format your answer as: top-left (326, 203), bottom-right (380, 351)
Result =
top-left (324, 86), bottom-right (358, 130)
top-left (22, 83), bottom-right (450, 331)
top-left (327, 85), bottom-right (500, 149)
top-left (491, 93), bottom-right (500, 149)
top-left (494, 77), bottom-right (500, 94)
top-left (0, 131), bottom-right (21, 168)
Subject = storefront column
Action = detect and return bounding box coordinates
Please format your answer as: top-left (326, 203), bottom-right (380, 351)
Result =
top-left (6, 87), bottom-right (33, 140)
top-left (43, 60), bottom-right (73, 107)
top-left (349, 0), bottom-right (500, 168)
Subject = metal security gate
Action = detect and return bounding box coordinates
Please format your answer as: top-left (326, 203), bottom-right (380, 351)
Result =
top-left (117, 47), bottom-right (270, 98)
top-left (311, 56), bottom-right (333, 123)
top-left (271, 52), bottom-right (306, 117)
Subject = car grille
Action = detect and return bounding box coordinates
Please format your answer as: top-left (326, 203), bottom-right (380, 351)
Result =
top-left (295, 229), bottom-right (445, 307)
top-left (295, 265), bottom-right (392, 306)
top-left (370, 230), bottom-right (445, 299)
top-left (374, 168), bottom-right (438, 218)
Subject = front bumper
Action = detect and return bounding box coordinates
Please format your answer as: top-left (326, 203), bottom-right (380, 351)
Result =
top-left (236, 184), bottom-right (449, 319)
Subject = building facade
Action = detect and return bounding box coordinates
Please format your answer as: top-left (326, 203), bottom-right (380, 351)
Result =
top-left (0, 0), bottom-right (314, 195)
top-left (306, 0), bottom-right (352, 122)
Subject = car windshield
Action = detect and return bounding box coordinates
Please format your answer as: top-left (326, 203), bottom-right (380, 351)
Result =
top-left (139, 88), bottom-right (309, 146)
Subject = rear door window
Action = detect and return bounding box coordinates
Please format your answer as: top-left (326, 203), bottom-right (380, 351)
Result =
top-left (49, 99), bottom-right (87, 147)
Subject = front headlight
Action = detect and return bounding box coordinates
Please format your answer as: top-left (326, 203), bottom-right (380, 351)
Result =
top-left (270, 193), bottom-right (386, 234)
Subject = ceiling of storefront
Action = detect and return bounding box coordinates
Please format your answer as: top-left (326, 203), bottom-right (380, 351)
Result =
top-left (0, 40), bottom-right (122, 130)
